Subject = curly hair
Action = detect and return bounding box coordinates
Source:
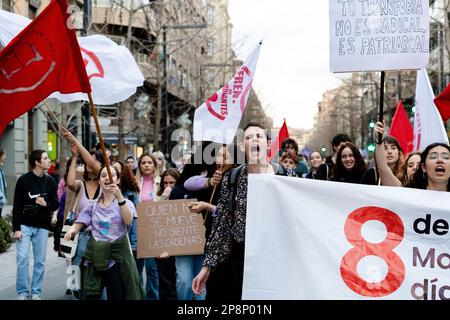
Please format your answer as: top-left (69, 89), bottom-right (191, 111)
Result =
top-left (157, 168), bottom-right (180, 197)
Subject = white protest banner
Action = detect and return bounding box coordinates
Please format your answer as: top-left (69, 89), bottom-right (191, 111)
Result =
top-left (329, 0), bottom-right (429, 73)
top-left (244, 175), bottom-right (450, 300)
top-left (193, 43), bottom-right (261, 144)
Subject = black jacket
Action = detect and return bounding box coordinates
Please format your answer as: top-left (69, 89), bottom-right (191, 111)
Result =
top-left (12, 171), bottom-right (59, 232)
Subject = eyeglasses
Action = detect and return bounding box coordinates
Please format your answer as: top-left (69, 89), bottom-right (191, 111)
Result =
top-left (427, 152), bottom-right (450, 161)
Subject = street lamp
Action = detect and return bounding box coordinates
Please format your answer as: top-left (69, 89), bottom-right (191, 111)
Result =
top-left (162, 23), bottom-right (207, 156)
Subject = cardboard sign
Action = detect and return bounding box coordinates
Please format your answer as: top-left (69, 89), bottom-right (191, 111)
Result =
top-left (136, 199), bottom-right (206, 258)
top-left (329, 0), bottom-right (429, 72)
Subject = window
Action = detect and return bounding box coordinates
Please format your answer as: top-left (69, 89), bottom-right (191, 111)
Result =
top-left (207, 5), bottom-right (214, 24)
top-left (208, 69), bottom-right (215, 84)
top-left (207, 38), bottom-right (215, 55)
top-left (1, 0), bottom-right (11, 11)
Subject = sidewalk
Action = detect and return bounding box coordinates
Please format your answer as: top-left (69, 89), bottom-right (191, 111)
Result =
top-left (0, 207), bottom-right (72, 300)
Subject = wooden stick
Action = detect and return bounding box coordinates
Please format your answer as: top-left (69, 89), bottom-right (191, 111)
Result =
top-left (87, 92), bottom-right (113, 183)
top-left (42, 100), bottom-right (63, 129)
top-left (377, 71), bottom-right (385, 144)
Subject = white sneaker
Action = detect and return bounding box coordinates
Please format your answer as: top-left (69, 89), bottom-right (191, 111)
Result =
top-left (30, 295), bottom-right (42, 300)
top-left (17, 295), bottom-right (28, 300)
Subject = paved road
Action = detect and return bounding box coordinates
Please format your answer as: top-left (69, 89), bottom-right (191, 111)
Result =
top-left (0, 206), bottom-right (72, 300)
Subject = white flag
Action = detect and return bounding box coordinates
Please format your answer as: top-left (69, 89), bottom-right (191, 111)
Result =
top-left (0, 9), bottom-right (30, 46)
top-left (0, 10), bottom-right (144, 105)
top-left (193, 43), bottom-right (261, 144)
top-left (413, 68), bottom-right (449, 151)
top-left (245, 175), bottom-right (450, 300)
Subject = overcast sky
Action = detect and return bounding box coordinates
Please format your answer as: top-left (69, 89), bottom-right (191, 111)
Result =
top-left (228, 0), bottom-right (343, 129)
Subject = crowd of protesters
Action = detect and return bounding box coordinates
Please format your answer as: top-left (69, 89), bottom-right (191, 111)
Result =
top-left (3, 119), bottom-right (449, 301)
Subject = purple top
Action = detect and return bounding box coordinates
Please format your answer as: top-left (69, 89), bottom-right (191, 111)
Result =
top-left (77, 182), bottom-right (100, 213)
top-left (76, 199), bottom-right (136, 242)
top-left (184, 174), bottom-right (217, 216)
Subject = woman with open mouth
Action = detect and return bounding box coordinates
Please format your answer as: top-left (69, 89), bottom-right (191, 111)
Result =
top-left (405, 143), bottom-right (450, 192)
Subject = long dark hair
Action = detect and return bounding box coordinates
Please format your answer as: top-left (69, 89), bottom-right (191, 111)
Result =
top-left (114, 160), bottom-right (140, 193)
top-left (332, 142), bottom-right (367, 180)
top-left (405, 143), bottom-right (450, 191)
top-left (157, 168), bottom-right (180, 197)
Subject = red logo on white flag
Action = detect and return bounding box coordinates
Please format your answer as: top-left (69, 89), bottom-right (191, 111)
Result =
top-left (205, 65), bottom-right (253, 121)
top-left (81, 46), bottom-right (104, 80)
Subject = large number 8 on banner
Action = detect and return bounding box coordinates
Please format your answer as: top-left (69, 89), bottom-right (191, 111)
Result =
top-left (340, 206), bottom-right (405, 297)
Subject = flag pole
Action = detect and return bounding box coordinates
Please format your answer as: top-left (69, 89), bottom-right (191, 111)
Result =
top-left (87, 92), bottom-right (113, 182)
top-left (202, 164), bottom-right (223, 225)
top-left (42, 100), bottom-right (63, 129)
top-left (377, 71), bottom-right (385, 144)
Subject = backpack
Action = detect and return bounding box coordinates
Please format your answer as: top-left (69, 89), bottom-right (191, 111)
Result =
top-left (227, 163), bottom-right (287, 213)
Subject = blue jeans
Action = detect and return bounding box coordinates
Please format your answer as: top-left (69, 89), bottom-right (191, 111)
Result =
top-left (70, 230), bottom-right (90, 299)
top-left (144, 258), bottom-right (159, 300)
top-left (175, 255), bottom-right (205, 300)
top-left (16, 225), bottom-right (49, 297)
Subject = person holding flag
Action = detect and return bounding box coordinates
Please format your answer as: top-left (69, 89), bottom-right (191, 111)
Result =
top-left (0, 0), bottom-right (92, 300)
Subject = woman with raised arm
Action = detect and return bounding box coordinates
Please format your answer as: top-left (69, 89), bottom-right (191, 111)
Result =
top-left (363, 122), bottom-right (404, 185)
top-left (64, 166), bottom-right (144, 300)
top-left (62, 128), bottom-right (101, 175)
top-left (372, 121), bottom-right (404, 187)
top-left (65, 143), bottom-right (101, 299)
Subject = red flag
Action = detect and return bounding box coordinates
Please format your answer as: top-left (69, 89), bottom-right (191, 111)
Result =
top-left (388, 101), bottom-right (413, 154)
top-left (434, 83), bottom-right (450, 122)
top-left (269, 119), bottom-right (289, 161)
top-left (0, 0), bottom-right (91, 135)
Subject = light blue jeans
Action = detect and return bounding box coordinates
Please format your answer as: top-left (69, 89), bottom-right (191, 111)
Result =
top-left (16, 225), bottom-right (49, 297)
top-left (175, 255), bottom-right (205, 300)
